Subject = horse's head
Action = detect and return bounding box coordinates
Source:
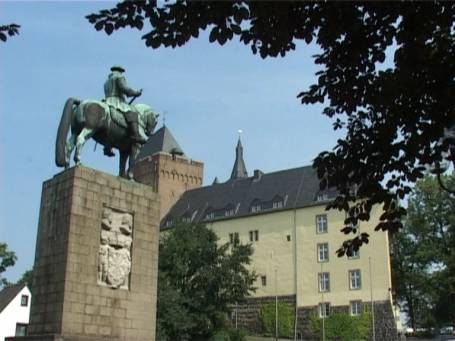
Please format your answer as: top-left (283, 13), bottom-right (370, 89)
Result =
top-left (134, 104), bottom-right (158, 137)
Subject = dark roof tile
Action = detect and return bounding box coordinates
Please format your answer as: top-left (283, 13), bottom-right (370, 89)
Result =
top-left (138, 125), bottom-right (185, 159)
top-left (0, 283), bottom-right (26, 313)
top-left (162, 165), bottom-right (331, 228)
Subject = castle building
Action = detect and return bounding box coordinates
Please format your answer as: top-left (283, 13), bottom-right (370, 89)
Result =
top-left (134, 126), bottom-right (203, 220)
top-left (135, 127), bottom-right (397, 339)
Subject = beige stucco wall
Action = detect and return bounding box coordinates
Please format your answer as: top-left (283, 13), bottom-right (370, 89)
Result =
top-left (296, 204), bottom-right (392, 307)
top-left (208, 210), bottom-right (296, 297)
top-left (206, 203), bottom-right (392, 309)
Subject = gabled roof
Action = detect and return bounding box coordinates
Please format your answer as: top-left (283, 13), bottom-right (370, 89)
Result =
top-left (0, 283), bottom-right (26, 313)
top-left (162, 165), bottom-right (337, 228)
top-left (138, 125), bottom-right (185, 159)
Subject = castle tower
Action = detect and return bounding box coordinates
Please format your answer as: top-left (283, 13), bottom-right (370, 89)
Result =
top-left (230, 136), bottom-right (248, 180)
top-left (134, 126), bottom-right (204, 220)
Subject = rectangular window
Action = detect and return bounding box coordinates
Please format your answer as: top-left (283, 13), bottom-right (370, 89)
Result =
top-left (20, 295), bottom-right (29, 307)
top-left (249, 230), bottom-right (259, 242)
top-left (319, 302), bottom-right (330, 318)
top-left (318, 272), bottom-right (330, 292)
top-left (15, 323), bottom-right (27, 336)
top-left (349, 248), bottom-right (360, 259)
top-left (317, 193), bottom-right (328, 202)
top-left (287, 234), bottom-right (291, 242)
top-left (350, 301), bottom-right (362, 316)
top-left (251, 204), bottom-right (262, 213)
top-left (225, 209), bottom-right (234, 217)
top-left (261, 275), bottom-right (267, 286)
top-left (229, 233), bottom-right (239, 244)
top-left (272, 201), bottom-right (283, 208)
top-left (317, 243), bottom-right (329, 262)
top-left (349, 270), bottom-right (361, 290)
top-left (316, 215), bottom-right (328, 234)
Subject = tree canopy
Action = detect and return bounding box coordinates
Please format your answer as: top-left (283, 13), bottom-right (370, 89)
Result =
top-left (392, 173), bottom-right (455, 329)
top-left (87, 2), bottom-right (455, 255)
top-left (0, 24), bottom-right (20, 43)
top-left (156, 222), bottom-right (256, 340)
top-left (0, 242), bottom-right (17, 288)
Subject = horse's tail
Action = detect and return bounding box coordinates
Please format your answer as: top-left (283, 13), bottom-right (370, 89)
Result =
top-left (55, 98), bottom-right (79, 167)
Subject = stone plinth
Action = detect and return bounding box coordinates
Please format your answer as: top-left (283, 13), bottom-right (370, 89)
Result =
top-left (10, 166), bottom-right (159, 341)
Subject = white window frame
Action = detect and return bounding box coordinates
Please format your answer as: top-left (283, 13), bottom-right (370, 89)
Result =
top-left (350, 300), bottom-right (362, 316)
top-left (319, 302), bottom-right (330, 318)
top-left (349, 270), bottom-right (361, 290)
top-left (20, 295), bottom-right (29, 307)
top-left (251, 204), bottom-right (262, 213)
top-left (225, 208), bottom-right (234, 217)
top-left (317, 193), bottom-right (328, 201)
top-left (318, 272), bottom-right (330, 292)
top-left (316, 214), bottom-right (328, 234)
top-left (317, 243), bottom-right (329, 262)
top-left (272, 201), bottom-right (283, 208)
top-left (349, 248), bottom-right (360, 259)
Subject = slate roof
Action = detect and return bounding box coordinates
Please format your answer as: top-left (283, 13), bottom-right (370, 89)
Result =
top-left (138, 125), bottom-right (185, 159)
top-left (162, 165), bottom-right (338, 228)
top-left (0, 283), bottom-right (26, 313)
top-left (230, 138), bottom-right (248, 180)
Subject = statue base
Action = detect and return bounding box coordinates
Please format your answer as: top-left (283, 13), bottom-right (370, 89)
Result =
top-left (9, 167), bottom-right (160, 341)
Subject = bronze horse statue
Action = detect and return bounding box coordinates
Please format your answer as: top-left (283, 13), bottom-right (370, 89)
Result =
top-left (55, 98), bottom-right (157, 179)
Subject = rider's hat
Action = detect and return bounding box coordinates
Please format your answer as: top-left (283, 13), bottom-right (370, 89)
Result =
top-left (111, 65), bottom-right (125, 73)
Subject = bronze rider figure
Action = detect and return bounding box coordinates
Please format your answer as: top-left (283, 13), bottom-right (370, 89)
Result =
top-left (103, 66), bottom-right (147, 156)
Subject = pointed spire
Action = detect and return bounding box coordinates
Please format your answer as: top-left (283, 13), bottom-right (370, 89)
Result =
top-left (230, 136), bottom-right (248, 180)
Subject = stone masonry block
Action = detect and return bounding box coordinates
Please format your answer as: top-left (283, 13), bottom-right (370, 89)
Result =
top-left (20, 166), bottom-right (159, 341)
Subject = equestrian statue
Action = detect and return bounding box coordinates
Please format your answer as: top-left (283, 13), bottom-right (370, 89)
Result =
top-left (55, 66), bottom-right (157, 180)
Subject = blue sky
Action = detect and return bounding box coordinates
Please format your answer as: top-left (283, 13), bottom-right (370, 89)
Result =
top-left (0, 1), bottom-right (342, 282)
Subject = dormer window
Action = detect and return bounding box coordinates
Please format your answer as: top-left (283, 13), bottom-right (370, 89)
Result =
top-left (317, 193), bottom-right (328, 201)
top-left (205, 211), bottom-right (215, 220)
top-left (165, 218), bottom-right (174, 227)
top-left (225, 208), bottom-right (235, 217)
top-left (251, 204), bottom-right (262, 213)
top-left (182, 215), bottom-right (191, 223)
top-left (272, 201), bottom-right (283, 208)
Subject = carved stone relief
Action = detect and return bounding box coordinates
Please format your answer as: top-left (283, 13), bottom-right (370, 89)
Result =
top-left (98, 207), bottom-right (133, 289)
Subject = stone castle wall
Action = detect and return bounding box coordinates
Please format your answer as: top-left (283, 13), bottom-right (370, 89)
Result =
top-left (232, 295), bottom-right (398, 340)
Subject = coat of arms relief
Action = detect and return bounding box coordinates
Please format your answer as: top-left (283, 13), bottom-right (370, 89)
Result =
top-left (98, 207), bottom-right (133, 289)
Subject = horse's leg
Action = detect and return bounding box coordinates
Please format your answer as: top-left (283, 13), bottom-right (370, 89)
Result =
top-left (74, 127), bottom-right (94, 165)
top-left (127, 143), bottom-right (140, 180)
top-left (65, 133), bottom-right (77, 168)
top-left (119, 150), bottom-right (128, 178)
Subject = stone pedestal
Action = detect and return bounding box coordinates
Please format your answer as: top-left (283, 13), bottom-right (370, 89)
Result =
top-left (9, 166), bottom-right (159, 341)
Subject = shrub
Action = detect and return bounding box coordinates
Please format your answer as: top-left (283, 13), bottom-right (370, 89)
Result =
top-left (260, 302), bottom-right (295, 338)
top-left (208, 328), bottom-right (246, 341)
top-left (310, 311), bottom-right (371, 341)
